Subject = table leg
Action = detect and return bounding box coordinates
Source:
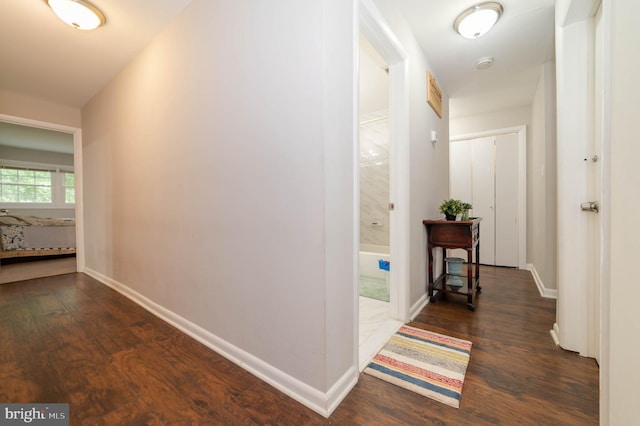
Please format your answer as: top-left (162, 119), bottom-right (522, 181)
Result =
top-left (466, 248), bottom-right (474, 310)
top-left (475, 241), bottom-right (481, 291)
top-left (427, 243), bottom-right (434, 302)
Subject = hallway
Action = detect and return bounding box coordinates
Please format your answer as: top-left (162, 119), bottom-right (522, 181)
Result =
top-left (0, 267), bottom-right (598, 424)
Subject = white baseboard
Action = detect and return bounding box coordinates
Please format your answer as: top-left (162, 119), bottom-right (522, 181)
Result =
top-left (550, 322), bottom-right (560, 346)
top-left (410, 292), bottom-right (429, 320)
top-left (526, 264), bottom-right (558, 299)
top-left (83, 268), bottom-right (357, 418)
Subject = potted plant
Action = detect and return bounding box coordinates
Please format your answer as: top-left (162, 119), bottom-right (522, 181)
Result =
top-left (461, 202), bottom-right (473, 220)
top-left (439, 199), bottom-right (464, 221)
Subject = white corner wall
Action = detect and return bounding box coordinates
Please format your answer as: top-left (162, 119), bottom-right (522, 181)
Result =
top-left (529, 62), bottom-right (558, 293)
top-left (82, 0), bottom-right (356, 417)
top-left (606, 0), bottom-right (640, 423)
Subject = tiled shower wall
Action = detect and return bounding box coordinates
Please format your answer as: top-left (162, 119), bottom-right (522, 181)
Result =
top-left (359, 110), bottom-right (389, 250)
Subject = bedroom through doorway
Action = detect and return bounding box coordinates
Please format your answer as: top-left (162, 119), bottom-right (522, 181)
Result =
top-left (0, 117), bottom-right (82, 284)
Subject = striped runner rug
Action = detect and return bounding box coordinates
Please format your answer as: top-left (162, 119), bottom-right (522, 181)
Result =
top-left (364, 325), bottom-right (472, 408)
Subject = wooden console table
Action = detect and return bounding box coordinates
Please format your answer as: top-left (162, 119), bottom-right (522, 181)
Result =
top-left (423, 218), bottom-right (482, 311)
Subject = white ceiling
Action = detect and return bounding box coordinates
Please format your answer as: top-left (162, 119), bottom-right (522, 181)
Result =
top-left (0, 0), bottom-right (555, 148)
top-left (0, 0), bottom-right (193, 109)
top-left (390, 0), bottom-right (556, 118)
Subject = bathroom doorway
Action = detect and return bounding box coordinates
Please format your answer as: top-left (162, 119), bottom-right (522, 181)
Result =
top-left (357, 2), bottom-right (410, 370)
top-left (358, 34), bottom-right (395, 368)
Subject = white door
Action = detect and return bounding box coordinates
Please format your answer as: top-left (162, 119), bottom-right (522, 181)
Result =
top-left (471, 137), bottom-right (496, 265)
top-left (449, 139), bottom-right (474, 261)
top-left (449, 132), bottom-right (522, 267)
top-left (495, 134), bottom-right (519, 267)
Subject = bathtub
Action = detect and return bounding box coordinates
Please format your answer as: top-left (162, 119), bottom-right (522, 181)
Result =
top-left (359, 245), bottom-right (390, 280)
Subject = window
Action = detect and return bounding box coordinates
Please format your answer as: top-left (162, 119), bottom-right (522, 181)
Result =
top-left (63, 172), bottom-right (75, 204)
top-left (0, 163), bottom-right (74, 207)
top-left (0, 168), bottom-right (52, 203)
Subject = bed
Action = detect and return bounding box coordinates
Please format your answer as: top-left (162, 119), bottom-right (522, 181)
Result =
top-left (0, 215), bottom-right (76, 260)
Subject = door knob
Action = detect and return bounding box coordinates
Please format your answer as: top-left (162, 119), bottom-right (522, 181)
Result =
top-left (581, 201), bottom-right (599, 213)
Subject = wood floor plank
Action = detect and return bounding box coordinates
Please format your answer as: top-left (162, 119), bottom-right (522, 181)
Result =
top-left (0, 268), bottom-right (598, 425)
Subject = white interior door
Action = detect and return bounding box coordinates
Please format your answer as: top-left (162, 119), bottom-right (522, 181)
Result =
top-left (472, 137), bottom-right (496, 265)
top-left (450, 132), bottom-right (523, 267)
top-left (495, 134), bottom-right (519, 267)
top-left (449, 139), bottom-right (473, 260)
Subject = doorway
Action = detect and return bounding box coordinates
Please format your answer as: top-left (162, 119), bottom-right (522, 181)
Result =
top-left (0, 114), bottom-right (85, 279)
top-left (357, 34), bottom-right (396, 369)
top-left (357, 0), bottom-right (410, 371)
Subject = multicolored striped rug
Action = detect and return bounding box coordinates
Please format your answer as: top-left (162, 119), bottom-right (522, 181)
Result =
top-left (364, 325), bottom-right (472, 408)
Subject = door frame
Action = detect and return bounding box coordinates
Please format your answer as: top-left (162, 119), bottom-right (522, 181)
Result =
top-left (451, 126), bottom-right (527, 269)
top-left (359, 0), bottom-right (410, 323)
top-left (0, 113), bottom-right (84, 273)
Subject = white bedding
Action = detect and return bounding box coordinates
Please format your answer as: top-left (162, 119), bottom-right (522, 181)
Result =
top-left (0, 215), bottom-right (76, 252)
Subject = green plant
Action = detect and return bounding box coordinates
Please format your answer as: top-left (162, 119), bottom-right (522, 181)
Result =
top-left (461, 202), bottom-right (472, 220)
top-left (439, 199), bottom-right (464, 216)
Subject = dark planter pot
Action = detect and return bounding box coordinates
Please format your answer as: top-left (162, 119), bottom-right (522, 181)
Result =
top-left (445, 214), bottom-right (457, 221)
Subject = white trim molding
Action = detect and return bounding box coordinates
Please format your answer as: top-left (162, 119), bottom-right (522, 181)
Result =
top-left (84, 268), bottom-right (354, 418)
top-left (410, 292), bottom-right (429, 320)
top-left (527, 264), bottom-right (558, 299)
top-left (550, 322), bottom-right (561, 346)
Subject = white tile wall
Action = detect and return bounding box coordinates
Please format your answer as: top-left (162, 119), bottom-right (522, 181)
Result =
top-left (359, 110), bottom-right (389, 248)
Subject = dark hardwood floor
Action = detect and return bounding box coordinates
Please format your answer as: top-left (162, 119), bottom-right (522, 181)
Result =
top-left (0, 267), bottom-right (598, 425)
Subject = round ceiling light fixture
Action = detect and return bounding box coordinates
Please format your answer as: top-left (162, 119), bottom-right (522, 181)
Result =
top-left (454, 2), bottom-right (503, 39)
top-left (47, 0), bottom-right (106, 31)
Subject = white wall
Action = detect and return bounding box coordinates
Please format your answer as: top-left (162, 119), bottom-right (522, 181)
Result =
top-left (359, 42), bottom-right (390, 249)
top-left (0, 90), bottom-right (81, 128)
top-left (82, 0), bottom-right (356, 416)
top-left (606, 0), bottom-right (640, 422)
top-left (450, 105), bottom-right (531, 136)
top-left (373, 0), bottom-right (450, 310)
top-left (0, 146), bottom-right (74, 166)
top-left (529, 62), bottom-right (557, 291)
top-left (359, 114), bottom-right (390, 248)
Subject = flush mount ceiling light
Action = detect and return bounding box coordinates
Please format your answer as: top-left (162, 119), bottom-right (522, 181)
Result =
top-left (454, 2), bottom-right (503, 39)
top-left (47, 0), bottom-right (106, 30)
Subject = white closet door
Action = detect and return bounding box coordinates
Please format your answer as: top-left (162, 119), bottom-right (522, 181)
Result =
top-left (449, 140), bottom-right (473, 260)
top-left (450, 140), bottom-right (473, 203)
top-left (495, 134), bottom-right (519, 267)
top-left (472, 137), bottom-right (495, 265)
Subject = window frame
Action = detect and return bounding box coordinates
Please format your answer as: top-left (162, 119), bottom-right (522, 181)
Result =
top-left (0, 160), bottom-right (75, 209)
